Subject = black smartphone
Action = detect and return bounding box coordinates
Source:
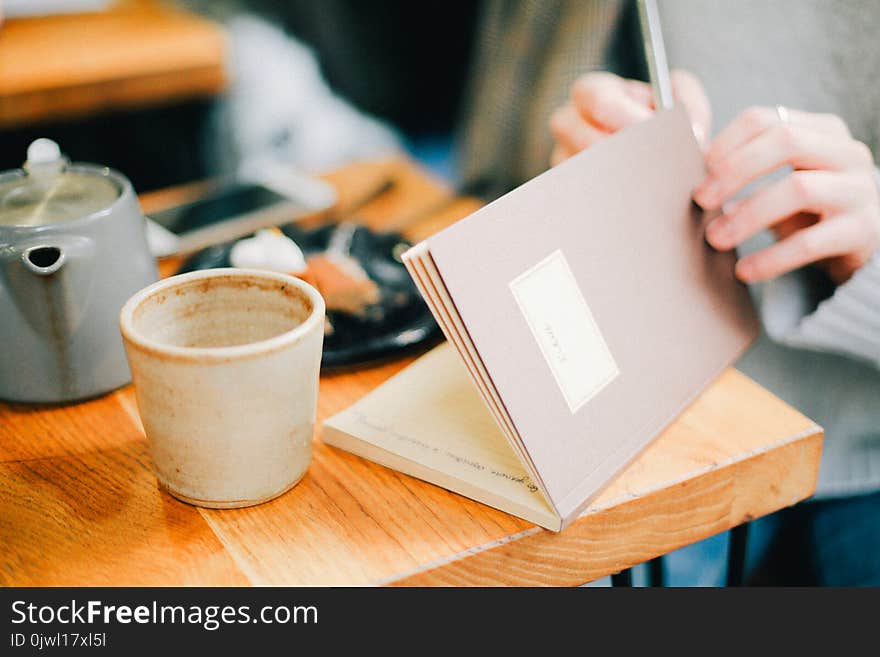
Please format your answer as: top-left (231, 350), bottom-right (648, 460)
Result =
top-left (146, 178), bottom-right (335, 256)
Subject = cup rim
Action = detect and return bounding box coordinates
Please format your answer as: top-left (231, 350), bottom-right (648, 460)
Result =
top-left (119, 268), bottom-right (325, 362)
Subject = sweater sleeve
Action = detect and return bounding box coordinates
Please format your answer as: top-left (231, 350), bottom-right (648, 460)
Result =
top-left (757, 168), bottom-right (880, 368)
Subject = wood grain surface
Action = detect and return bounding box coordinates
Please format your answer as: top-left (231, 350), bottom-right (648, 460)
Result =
top-left (0, 157), bottom-right (823, 586)
top-left (0, 1), bottom-right (226, 128)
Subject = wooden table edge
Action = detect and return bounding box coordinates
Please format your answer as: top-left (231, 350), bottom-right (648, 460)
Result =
top-left (0, 1), bottom-right (228, 128)
top-left (379, 424), bottom-right (823, 586)
top-left (0, 64), bottom-right (227, 129)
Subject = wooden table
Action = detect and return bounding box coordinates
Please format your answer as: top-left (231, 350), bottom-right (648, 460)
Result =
top-left (0, 1), bottom-right (226, 128)
top-left (0, 158), bottom-right (823, 586)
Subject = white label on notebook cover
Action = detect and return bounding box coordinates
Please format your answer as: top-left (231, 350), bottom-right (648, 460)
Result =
top-left (510, 249), bottom-right (619, 413)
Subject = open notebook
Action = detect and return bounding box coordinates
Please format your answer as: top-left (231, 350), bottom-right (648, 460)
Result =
top-left (323, 108), bottom-right (759, 531)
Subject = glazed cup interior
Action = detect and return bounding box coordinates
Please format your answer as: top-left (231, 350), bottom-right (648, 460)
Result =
top-left (120, 268), bottom-right (323, 355)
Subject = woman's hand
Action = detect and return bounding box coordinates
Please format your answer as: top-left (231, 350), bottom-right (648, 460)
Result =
top-left (695, 107), bottom-right (880, 284)
top-left (549, 70), bottom-right (711, 166)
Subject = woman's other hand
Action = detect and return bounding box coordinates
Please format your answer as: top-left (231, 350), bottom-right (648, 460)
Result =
top-left (695, 107), bottom-right (880, 284)
top-left (549, 70), bottom-right (711, 166)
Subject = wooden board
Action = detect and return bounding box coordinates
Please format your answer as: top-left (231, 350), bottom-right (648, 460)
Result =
top-left (0, 157), bottom-right (823, 586)
top-left (0, 1), bottom-right (226, 128)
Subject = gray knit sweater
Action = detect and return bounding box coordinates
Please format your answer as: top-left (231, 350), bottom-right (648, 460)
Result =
top-left (661, 0), bottom-right (880, 498)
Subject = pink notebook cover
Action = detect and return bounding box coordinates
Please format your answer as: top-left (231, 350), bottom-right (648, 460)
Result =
top-left (421, 108), bottom-right (759, 526)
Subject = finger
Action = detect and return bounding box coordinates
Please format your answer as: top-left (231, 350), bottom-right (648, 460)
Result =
top-left (670, 70), bottom-right (712, 147)
top-left (706, 107), bottom-right (777, 166)
top-left (695, 125), bottom-right (870, 210)
top-left (735, 214), bottom-right (864, 282)
top-left (705, 171), bottom-right (864, 250)
top-left (549, 104), bottom-right (608, 154)
top-left (707, 106), bottom-right (853, 166)
top-left (571, 72), bottom-right (653, 132)
top-left (623, 78), bottom-right (654, 106)
top-left (550, 144), bottom-right (575, 167)
top-left (802, 112), bottom-right (852, 139)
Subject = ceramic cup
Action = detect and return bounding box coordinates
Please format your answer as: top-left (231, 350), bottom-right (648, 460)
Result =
top-left (119, 268), bottom-right (325, 508)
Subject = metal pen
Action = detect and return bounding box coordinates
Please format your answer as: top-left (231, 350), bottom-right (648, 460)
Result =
top-left (637, 0), bottom-right (674, 110)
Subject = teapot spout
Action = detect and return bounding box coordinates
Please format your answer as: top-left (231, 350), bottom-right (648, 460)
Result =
top-left (1, 235), bottom-right (95, 341)
top-left (22, 245), bottom-right (66, 275)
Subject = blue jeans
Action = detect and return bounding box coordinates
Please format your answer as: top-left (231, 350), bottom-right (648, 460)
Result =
top-left (663, 490), bottom-right (880, 586)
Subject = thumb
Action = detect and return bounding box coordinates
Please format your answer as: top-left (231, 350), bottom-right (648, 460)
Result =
top-left (671, 70), bottom-right (712, 148)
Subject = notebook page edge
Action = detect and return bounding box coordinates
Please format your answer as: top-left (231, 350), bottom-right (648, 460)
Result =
top-left (403, 245), bottom-right (558, 515)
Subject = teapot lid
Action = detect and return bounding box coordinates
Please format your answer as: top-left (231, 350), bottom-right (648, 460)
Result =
top-left (0, 139), bottom-right (121, 228)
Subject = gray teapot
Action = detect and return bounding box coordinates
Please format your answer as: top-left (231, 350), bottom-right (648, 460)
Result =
top-left (0, 139), bottom-right (158, 403)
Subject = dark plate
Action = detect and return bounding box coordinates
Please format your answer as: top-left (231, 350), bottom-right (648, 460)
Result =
top-left (177, 224), bottom-right (441, 370)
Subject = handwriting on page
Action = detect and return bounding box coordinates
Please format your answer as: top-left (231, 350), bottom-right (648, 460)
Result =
top-left (351, 410), bottom-right (540, 494)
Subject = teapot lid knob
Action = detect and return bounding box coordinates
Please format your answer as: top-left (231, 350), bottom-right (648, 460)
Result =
top-left (24, 139), bottom-right (67, 186)
top-left (26, 138), bottom-right (62, 168)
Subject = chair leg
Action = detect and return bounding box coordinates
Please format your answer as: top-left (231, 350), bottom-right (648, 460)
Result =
top-left (611, 568), bottom-right (633, 587)
top-left (648, 556), bottom-right (665, 587)
top-left (726, 523), bottom-right (750, 586)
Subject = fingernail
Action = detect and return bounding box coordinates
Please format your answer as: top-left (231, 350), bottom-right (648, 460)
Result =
top-left (706, 217), bottom-right (733, 250)
top-left (691, 123), bottom-right (706, 147)
top-left (695, 179), bottom-right (721, 208)
top-left (735, 259), bottom-right (754, 282)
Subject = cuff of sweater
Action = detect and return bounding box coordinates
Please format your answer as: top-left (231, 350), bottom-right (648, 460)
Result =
top-left (763, 252), bottom-right (880, 366)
